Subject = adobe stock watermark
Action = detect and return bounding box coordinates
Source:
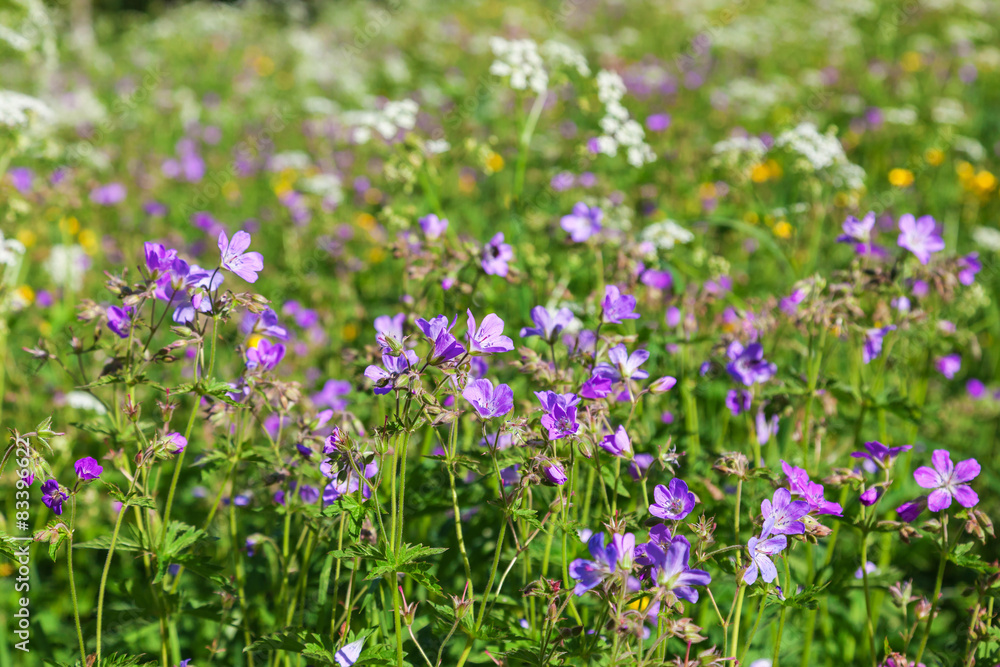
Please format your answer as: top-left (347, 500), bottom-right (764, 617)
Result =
top-left (11, 431), bottom-right (35, 652)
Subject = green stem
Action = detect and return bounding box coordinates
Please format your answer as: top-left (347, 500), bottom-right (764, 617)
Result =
top-left (512, 91), bottom-right (548, 200)
top-left (730, 583), bottom-right (746, 658)
top-left (914, 518), bottom-right (949, 665)
top-left (68, 498), bottom-right (87, 666)
top-left (861, 528), bottom-right (878, 666)
top-left (95, 498), bottom-right (132, 663)
top-left (738, 593), bottom-right (767, 665)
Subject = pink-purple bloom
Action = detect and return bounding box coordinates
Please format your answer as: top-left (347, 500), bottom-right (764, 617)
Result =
top-left (41, 479), bottom-right (68, 515)
top-left (935, 354), bottom-right (961, 379)
top-left (913, 449), bottom-right (980, 512)
top-left (744, 529), bottom-right (787, 585)
top-left (106, 305), bottom-right (134, 339)
top-left (601, 285), bottom-right (640, 324)
top-left (595, 344), bottom-right (649, 382)
top-left (726, 341), bottom-right (776, 386)
top-left (863, 326), bottom-right (896, 364)
top-left (599, 425), bottom-right (632, 458)
top-left (481, 232), bottom-right (513, 276)
top-left (219, 230), bottom-right (264, 283)
top-left (851, 440), bottom-right (912, 468)
top-left (650, 478), bottom-right (696, 521)
top-left (569, 532), bottom-right (618, 595)
top-left (761, 488), bottom-right (809, 536)
top-left (418, 213), bottom-right (449, 239)
top-left (364, 349), bottom-right (418, 395)
top-left (535, 391), bottom-right (580, 440)
top-left (462, 379), bottom-right (514, 419)
top-left (560, 202), bottom-right (603, 242)
top-left (643, 535), bottom-right (711, 602)
top-left (246, 339), bottom-right (286, 371)
top-left (74, 456), bottom-right (103, 481)
top-left (897, 214), bottom-right (945, 265)
top-left (466, 310), bottom-right (514, 355)
top-left (416, 315), bottom-right (466, 363)
top-left (520, 306), bottom-right (574, 342)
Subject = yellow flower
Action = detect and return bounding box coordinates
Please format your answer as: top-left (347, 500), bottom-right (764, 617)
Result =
top-left (888, 168), bottom-right (914, 188)
top-left (485, 151), bottom-right (504, 173)
top-left (355, 213), bottom-right (376, 231)
top-left (253, 55), bottom-right (275, 77)
top-left (956, 161), bottom-right (975, 180)
top-left (743, 211), bottom-right (760, 224)
top-left (773, 221), bottom-right (793, 239)
top-left (750, 163), bottom-right (771, 183)
top-left (16, 229), bottom-right (36, 248)
top-left (698, 182), bottom-right (717, 199)
top-left (59, 216), bottom-right (80, 235)
top-left (342, 323), bottom-right (359, 342)
top-left (368, 247), bottom-right (386, 263)
top-left (901, 51), bottom-right (923, 72)
top-left (974, 170), bottom-right (997, 194)
top-left (14, 285), bottom-right (35, 306)
top-left (924, 148), bottom-right (945, 166)
top-left (79, 229), bottom-right (99, 254)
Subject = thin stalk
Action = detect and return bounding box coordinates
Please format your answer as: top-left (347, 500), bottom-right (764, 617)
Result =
top-left (68, 498), bottom-right (87, 666)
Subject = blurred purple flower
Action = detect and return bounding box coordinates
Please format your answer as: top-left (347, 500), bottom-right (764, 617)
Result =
top-left (560, 202), bottom-right (603, 242)
top-left (897, 214), bottom-right (944, 265)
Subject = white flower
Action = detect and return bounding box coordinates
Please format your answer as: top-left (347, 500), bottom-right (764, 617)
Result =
top-left (66, 391), bottom-right (107, 414)
top-left (0, 89), bottom-right (54, 128)
top-left (44, 244), bottom-right (88, 291)
top-left (489, 37), bottom-right (547, 95)
top-left (931, 98), bottom-right (966, 125)
top-left (541, 40), bottom-right (590, 77)
top-left (425, 139), bottom-right (450, 155)
top-left (268, 151), bottom-right (311, 172)
top-left (641, 220), bottom-right (695, 250)
top-left (298, 173), bottom-right (343, 203)
top-left (774, 122), bottom-right (866, 190)
top-left (0, 231), bottom-right (26, 267)
top-left (972, 226), bottom-right (1000, 252)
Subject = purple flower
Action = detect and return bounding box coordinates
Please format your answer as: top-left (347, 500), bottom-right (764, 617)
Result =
top-left (628, 453), bottom-right (655, 481)
top-left (335, 638), bottom-right (365, 667)
top-left (935, 354), bottom-right (961, 379)
top-left (165, 432), bottom-right (187, 454)
top-left (855, 561), bottom-right (878, 579)
top-left (535, 391), bottom-right (580, 440)
top-left (74, 456), bottom-right (103, 481)
top-left (364, 349), bottom-right (418, 395)
top-left (646, 113), bottom-right (671, 132)
top-left (520, 306), bottom-right (574, 342)
top-left (90, 182), bottom-right (126, 205)
top-left (481, 232), bottom-right (513, 276)
top-left (106, 305), bottom-right (134, 339)
top-left (897, 214), bottom-right (945, 265)
top-left (650, 376), bottom-right (677, 393)
top-left (416, 315), bottom-right (466, 363)
top-left (726, 389), bottom-right (752, 416)
top-left (374, 313), bottom-right (405, 352)
top-left (896, 495), bottom-right (928, 522)
top-left (580, 375), bottom-right (614, 399)
top-left (966, 378), bottom-right (986, 398)
top-left (599, 425), bottom-right (632, 458)
top-left (41, 479), bottom-right (67, 515)
top-left (743, 531), bottom-right (787, 585)
top-left (860, 487), bottom-right (881, 506)
top-left (218, 230), bottom-right (264, 283)
top-left (958, 252), bottom-right (981, 285)
top-left (863, 326), bottom-right (896, 364)
top-left (643, 536), bottom-right (711, 602)
top-left (595, 344), bottom-right (649, 382)
top-left (462, 379), bottom-right (514, 419)
top-left (851, 440), bottom-right (912, 468)
top-left (314, 379), bottom-right (352, 411)
top-left (560, 202), bottom-right (603, 242)
top-left (913, 449), bottom-right (980, 512)
top-left (144, 242), bottom-right (178, 275)
top-left (650, 478), bottom-right (696, 521)
top-left (246, 339), bottom-right (285, 371)
top-left (640, 268), bottom-right (673, 290)
top-left (761, 488), bottom-right (809, 536)
top-left (782, 461), bottom-right (843, 516)
top-left (467, 310), bottom-right (513, 355)
top-left (551, 171), bottom-right (575, 191)
top-left (569, 532), bottom-right (618, 595)
top-left (726, 341), bottom-right (776, 386)
top-left (837, 212), bottom-right (876, 245)
top-left (780, 289), bottom-right (807, 315)
top-left (755, 407), bottom-right (780, 446)
top-left (242, 308), bottom-right (289, 340)
top-left (8, 167), bottom-right (33, 193)
top-left (419, 214), bottom-right (449, 240)
top-left (542, 460), bottom-right (568, 485)
top-left (601, 285), bottom-right (640, 324)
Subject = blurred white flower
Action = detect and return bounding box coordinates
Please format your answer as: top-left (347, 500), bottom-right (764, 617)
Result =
top-left (641, 220), bottom-right (695, 250)
top-left (44, 244), bottom-right (89, 292)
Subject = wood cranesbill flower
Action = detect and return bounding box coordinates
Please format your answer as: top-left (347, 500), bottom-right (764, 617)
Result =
top-left (535, 390), bottom-right (580, 439)
top-left (481, 232), bottom-right (513, 276)
top-left (74, 456), bottom-right (103, 481)
top-left (569, 532), bottom-right (618, 595)
top-left (364, 349), bottom-right (418, 395)
top-left (418, 214), bottom-right (448, 240)
top-left (935, 354), bottom-right (961, 379)
top-left (913, 449), bottom-right (980, 512)
top-left (760, 488), bottom-right (809, 536)
top-left (897, 213), bottom-right (945, 265)
top-left (520, 305), bottom-right (574, 342)
top-left (649, 478), bottom-right (696, 520)
top-left (143, 242), bottom-right (178, 276)
top-left (245, 339), bottom-right (285, 371)
top-left (782, 461), bottom-right (843, 516)
top-left (851, 440), bottom-right (912, 469)
top-left (41, 479), bottom-right (68, 515)
top-left (744, 528), bottom-right (787, 585)
top-left (462, 379), bottom-right (514, 419)
top-left (726, 389), bottom-right (752, 416)
top-left (600, 285), bottom-right (640, 323)
top-left (594, 344), bottom-right (649, 382)
top-left (863, 326), bottom-right (896, 364)
top-left (466, 310), bottom-right (514, 355)
top-left (106, 305), bottom-right (134, 339)
top-left (374, 313), bottom-right (405, 352)
top-left (599, 425), bottom-right (632, 458)
top-left (560, 202), bottom-right (603, 242)
top-left (726, 341), bottom-right (776, 386)
top-left (218, 230), bottom-right (264, 283)
top-left (416, 315), bottom-right (466, 363)
top-left (334, 638), bottom-right (365, 666)
top-left (643, 535), bottom-right (711, 602)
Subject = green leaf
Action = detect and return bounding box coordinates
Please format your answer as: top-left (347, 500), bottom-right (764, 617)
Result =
top-left (702, 217), bottom-right (795, 278)
top-left (318, 552), bottom-right (335, 607)
top-left (950, 542), bottom-right (997, 574)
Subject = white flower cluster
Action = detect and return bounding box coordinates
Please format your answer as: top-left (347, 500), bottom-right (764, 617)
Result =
top-left (594, 70), bottom-right (655, 167)
top-left (268, 151), bottom-right (312, 172)
top-left (0, 89), bottom-right (54, 128)
top-left (298, 173), bottom-right (344, 205)
top-left (973, 226), bottom-right (1000, 252)
top-left (540, 40), bottom-right (590, 77)
top-left (489, 37), bottom-right (548, 95)
top-left (711, 135), bottom-right (769, 171)
top-left (774, 122), bottom-right (866, 191)
top-left (641, 219), bottom-right (695, 251)
top-left (43, 244), bottom-right (88, 292)
top-left (344, 99), bottom-right (419, 144)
